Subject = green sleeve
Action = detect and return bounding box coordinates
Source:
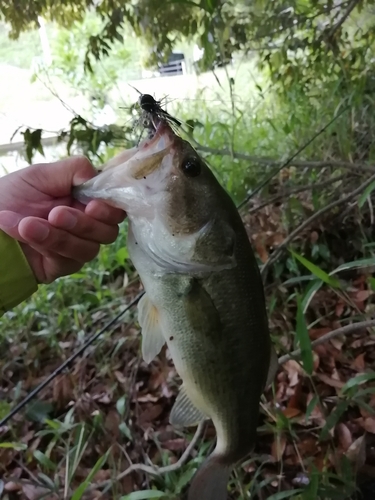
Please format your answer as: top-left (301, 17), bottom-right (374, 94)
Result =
top-left (0, 230), bottom-right (38, 315)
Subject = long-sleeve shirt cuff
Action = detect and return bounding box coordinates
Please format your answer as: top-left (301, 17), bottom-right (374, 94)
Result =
top-left (0, 230), bottom-right (38, 314)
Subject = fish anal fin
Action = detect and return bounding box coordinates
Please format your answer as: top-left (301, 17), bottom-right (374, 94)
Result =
top-left (170, 384), bottom-right (207, 428)
top-left (137, 293), bottom-right (166, 364)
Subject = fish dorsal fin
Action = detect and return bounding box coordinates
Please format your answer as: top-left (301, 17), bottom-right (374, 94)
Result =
top-left (170, 384), bottom-right (207, 428)
top-left (137, 293), bottom-right (166, 364)
top-left (265, 343), bottom-right (279, 389)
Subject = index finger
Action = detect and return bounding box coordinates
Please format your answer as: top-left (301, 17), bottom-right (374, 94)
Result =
top-left (84, 200), bottom-right (126, 225)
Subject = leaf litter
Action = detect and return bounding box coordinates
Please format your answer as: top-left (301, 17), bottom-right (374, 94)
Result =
top-left (1, 185), bottom-right (375, 499)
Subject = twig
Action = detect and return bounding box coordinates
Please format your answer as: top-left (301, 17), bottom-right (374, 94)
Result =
top-left (248, 173), bottom-right (351, 214)
top-left (278, 319), bottom-right (375, 365)
top-left (194, 143), bottom-right (375, 173)
top-left (93, 420), bottom-right (206, 495)
top-left (261, 173), bottom-right (375, 279)
top-left (237, 106), bottom-right (350, 209)
top-left (327, 0), bottom-right (359, 39)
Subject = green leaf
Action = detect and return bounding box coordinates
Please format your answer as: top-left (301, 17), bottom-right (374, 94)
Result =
top-left (283, 275), bottom-right (316, 286)
top-left (291, 251), bottom-right (340, 288)
top-left (267, 489), bottom-right (303, 499)
top-left (341, 372), bottom-right (375, 393)
top-left (25, 401), bottom-right (53, 423)
top-left (116, 396), bottom-right (127, 418)
top-left (116, 247), bottom-right (129, 265)
top-left (305, 395), bottom-right (319, 421)
top-left (33, 450), bottom-right (56, 471)
top-left (71, 448), bottom-right (111, 500)
top-left (296, 296), bottom-right (313, 375)
top-left (0, 442), bottom-right (27, 451)
top-left (302, 469), bottom-right (319, 499)
top-left (320, 400), bottom-right (349, 440)
top-left (301, 279), bottom-right (323, 313)
top-left (358, 179), bottom-right (375, 208)
top-left (0, 401), bottom-right (11, 420)
top-left (119, 421), bottom-right (133, 441)
top-left (120, 491), bottom-right (167, 500)
top-left (331, 257), bottom-right (375, 274)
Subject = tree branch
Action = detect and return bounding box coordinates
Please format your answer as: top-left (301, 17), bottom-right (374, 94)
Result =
top-left (328, 0), bottom-right (359, 39)
top-left (278, 319), bottom-right (375, 365)
top-left (194, 143), bottom-right (375, 173)
top-left (92, 420), bottom-right (206, 495)
top-left (248, 173), bottom-right (351, 214)
top-left (260, 173), bottom-right (375, 279)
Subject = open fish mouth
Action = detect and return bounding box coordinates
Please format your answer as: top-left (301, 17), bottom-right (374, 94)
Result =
top-left (72, 116), bottom-right (175, 207)
top-left (95, 116), bottom-right (174, 173)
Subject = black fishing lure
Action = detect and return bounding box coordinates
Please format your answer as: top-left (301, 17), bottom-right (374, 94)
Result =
top-left (138, 93), bottom-right (181, 129)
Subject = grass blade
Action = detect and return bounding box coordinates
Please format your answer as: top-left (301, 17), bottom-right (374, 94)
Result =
top-left (296, 295), bottom-right (313, 375)
top-left (291, 251), bottom-right (340, 288)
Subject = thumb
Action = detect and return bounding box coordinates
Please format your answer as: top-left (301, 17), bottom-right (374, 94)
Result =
top-left (20, 156), bottom-right (97, 198)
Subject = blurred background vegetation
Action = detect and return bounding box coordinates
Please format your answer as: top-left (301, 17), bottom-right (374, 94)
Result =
top-left (1, 1), bottom-right (375, 499)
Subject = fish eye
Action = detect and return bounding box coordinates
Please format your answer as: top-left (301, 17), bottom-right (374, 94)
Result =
top-left (181, 157), bottom-right (201, 177)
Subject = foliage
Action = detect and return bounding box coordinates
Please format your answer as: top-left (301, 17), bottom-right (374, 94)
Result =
top-left (2, 1), bottom-right (375, 86)
top-left (45, 13), bottom-right (131, 106)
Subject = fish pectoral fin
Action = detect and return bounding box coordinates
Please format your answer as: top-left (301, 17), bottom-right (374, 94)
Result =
top-left (265, 343), bottom-right (279, 389)
top-left (170, 385), bottom-right (207, 428)
top-left (137, 293), bottom-right (166, 364)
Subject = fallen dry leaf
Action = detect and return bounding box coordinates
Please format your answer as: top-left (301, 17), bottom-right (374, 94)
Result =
top-left (345, 435), bottom-right (366, 469)
top-left (138, 404), bottom-right (163, 426)
top-left (22, 484), bottom-right (51, 500)
top-left (351, 353), bottom-right (366, 371)
top-left (282, 407), bottom-right (301, 418)
top-left (354, 289), bottom-right (373, 303)
top-left (315, 373), bottom-right (344, 389)
top-left (4, 481), bottom-right (21, 492)
top-left (358, 417), bottom-right (375, 434)
top-left (336, 422), bottom-right (353, 451)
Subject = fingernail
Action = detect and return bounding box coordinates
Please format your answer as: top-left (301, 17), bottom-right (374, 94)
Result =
top-left (31, 221), bottom-right (50, 242)
top-left (59, 211), bottom-right (77, 229)
top-left (0, 211), bottom-right (22, 228)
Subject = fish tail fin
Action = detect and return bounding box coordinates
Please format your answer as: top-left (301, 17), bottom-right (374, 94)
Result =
top-left (188, 455), bottom-right (230, 500)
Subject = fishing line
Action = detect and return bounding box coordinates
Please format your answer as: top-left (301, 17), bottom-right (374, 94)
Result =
top-left (0, 292), bottom-right (144, 428)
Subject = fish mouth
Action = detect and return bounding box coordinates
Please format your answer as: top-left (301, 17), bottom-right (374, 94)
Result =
top-left (72, 117), bottom-right (176, 207)
top-left (138, 117), bottom-right (170, 152)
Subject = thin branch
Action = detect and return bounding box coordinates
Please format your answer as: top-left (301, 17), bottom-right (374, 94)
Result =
top-left (278, 319), bottom-right (375, 365)
top-left (261, 173), bottom-right (375, 279)
top-left (194, 143), bottom-right (375, 173)
top-left (237, 107), bottom-right (350, 209)
top-left (328, 0), bottom-right (359, 39)
top-left (248, 173), bottom-right (351, 214)
top-left (92, 420), bottom-right (206, 495)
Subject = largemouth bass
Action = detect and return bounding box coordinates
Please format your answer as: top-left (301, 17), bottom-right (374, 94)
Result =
top-left (73, 119), bottom-right (277, 500)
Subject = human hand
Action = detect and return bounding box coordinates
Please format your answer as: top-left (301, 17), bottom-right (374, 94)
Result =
top-left (0, 156), bottom-right (126, 283)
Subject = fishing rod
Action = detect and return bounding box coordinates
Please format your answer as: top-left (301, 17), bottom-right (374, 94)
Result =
top-left (0, 292), bottom-right (144, 428)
